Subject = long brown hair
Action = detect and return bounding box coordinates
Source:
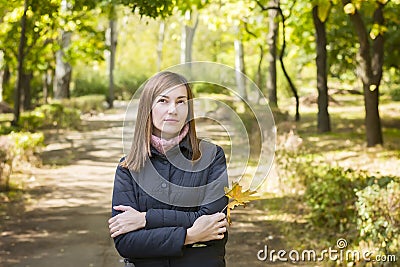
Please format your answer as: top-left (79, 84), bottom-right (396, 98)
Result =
top-left (120, 71), bottom-right (200, 171)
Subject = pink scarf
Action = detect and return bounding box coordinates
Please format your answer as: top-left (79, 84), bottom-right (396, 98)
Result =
top-left (151, 124), bottom-right (189, 154)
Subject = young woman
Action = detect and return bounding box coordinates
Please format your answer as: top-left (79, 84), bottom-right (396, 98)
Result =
top-left (108, 71), bottom-right (229, 267)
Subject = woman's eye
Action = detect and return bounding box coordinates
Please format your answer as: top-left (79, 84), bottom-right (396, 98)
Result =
top-left (158, 98), bottom-right (167, 103)
top-left (177, 100), bottom-right (186, 104)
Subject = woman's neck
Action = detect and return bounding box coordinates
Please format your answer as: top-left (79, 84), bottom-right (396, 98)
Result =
top-left (151, 124), bottom-right (189, 154)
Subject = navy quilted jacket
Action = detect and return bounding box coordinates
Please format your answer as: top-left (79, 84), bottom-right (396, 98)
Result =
top-left (111, 137), bottom-right (229, 267)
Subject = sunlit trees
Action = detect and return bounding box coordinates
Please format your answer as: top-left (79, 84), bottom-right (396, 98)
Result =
top-left (1, 0), bottom-right (399, 147)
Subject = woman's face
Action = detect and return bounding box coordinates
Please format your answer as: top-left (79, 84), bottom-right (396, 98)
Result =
top-left (152, 85), bottom-right (188, 139)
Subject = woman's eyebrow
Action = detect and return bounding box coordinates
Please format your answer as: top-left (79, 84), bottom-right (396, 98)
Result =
top-left (158, 95), bottom-right (187, 99)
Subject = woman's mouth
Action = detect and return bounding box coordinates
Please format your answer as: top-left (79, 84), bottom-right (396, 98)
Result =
top-left (164, 119), bottom-right (179, 122)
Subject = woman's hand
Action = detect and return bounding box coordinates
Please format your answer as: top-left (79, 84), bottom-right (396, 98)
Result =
top-left (184, 213), bottom-right (228, 245)
top-left (108, 205), bottom-right (146, 238)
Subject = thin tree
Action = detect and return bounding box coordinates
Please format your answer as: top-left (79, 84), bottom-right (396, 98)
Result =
top-left (54, 0), bottom-right (72, 100)
top-left (234, 25), bottom-right (247, 100)
top-left (12, 0), bottom-right (28, 126)
top-left (266, 0), bottom-right (279, 107)
top-left (0, 51), bottom-right (4, 103)
top-left (180, 10), bottom-right (199, 64)
top-left (107, 2), bottom-right (117, 108)
top-left (156, 20), bottom-right (166, 72)
top-left (257, 0), bottom-right (300, 121)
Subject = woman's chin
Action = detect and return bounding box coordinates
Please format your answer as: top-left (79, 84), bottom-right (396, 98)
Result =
top-left (159, 130), bottom-right (181, 139)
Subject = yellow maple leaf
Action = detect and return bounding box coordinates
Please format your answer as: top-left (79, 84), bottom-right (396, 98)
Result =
top-left (222, 182), bottom-right (260, 224)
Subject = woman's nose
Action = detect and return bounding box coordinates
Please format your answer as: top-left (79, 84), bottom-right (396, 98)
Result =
top-left (168, 103), bottom-right (177, 114)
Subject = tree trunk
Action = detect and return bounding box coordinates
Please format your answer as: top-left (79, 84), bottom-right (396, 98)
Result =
top-left (157, 21), bottom-right (166, 71)
top-left (0, 69), bottom-right (3, 103)
top-left (364, 84), bottom-right (382, 146)
top-left (312, 6), bottom-right (331, 133)
top-left (180, 10), bottom-right (198, 64)
top-left (266, 0), bottom-right (279, 107)
top-left (42, 69), bottom-right (52, 104)
top-left (107, 8), bottom-right (117, 109)
top-left (12, 0), bottom-right (28, 126)
top-left (2, 65), bottom-right (10, 94)
top-left (256, 45), bottom-right (264, 94)
top-left (257, 1), bottom-right (299, 120)
top-left (54, 0), bottom-right (72, 100)
top-left (0, 51), bottom-right (4, 103)
top-left (342, 0), bottom-right (384, 146)
top-left (234, 38), bottom-right (247, 100)
top-left (22, 71), bottom-right (33, 110)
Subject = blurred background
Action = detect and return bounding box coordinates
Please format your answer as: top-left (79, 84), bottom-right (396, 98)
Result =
top-left (0, 0), bottom-right (399, 266)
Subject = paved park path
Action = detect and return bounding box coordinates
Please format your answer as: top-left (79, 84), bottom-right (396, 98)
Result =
top-left (0, 103), bottom-right (293, 267)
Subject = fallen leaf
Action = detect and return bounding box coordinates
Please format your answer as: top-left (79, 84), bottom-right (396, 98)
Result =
top-left (222, 182), bottom-right (260, 224)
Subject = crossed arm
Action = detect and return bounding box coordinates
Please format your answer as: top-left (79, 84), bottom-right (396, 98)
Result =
top-left (109, 147), bottom-right (228, 258)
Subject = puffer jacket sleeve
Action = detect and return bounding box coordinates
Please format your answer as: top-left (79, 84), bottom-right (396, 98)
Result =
top-left (145, 145), bottom-right (229, 229)
top-left (111, 164), bottom-right (186, 258)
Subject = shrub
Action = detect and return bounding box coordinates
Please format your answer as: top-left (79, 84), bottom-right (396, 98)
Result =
top-left (72, 69), bottom-right (148, 101)
top-left (63, 95), bottom-right (106, 114)
top-left (18, 110), bottom-right (46, 131)
top-left (273, 147), bottom-right (312, 194)
top-left (356, 179), bottom-right (400, 255)
top-left (192, 83), bottom-right (233, 95)
top-left (8, 131), bottom-right (44, 161)
top-left (72, 72), bottom-right (108, 97)
top-left (0, 132), bottom-right (44, 191)
top-left (114, 71), bottom-right (147, 100)
top-left (389, 87), bottom-right (400, 101)
top-left (18, 104), bottom-right (81, 131)
top-left (304, 166), bottom-right (367, 232)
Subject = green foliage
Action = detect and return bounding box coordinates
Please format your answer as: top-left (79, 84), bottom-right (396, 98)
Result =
top-left (73, 72), bottom-right (108, 97)
top-left (192, 83), bottom-right (232, 95)
top-left (304, 166), bottom-right (367, 232)
top-left (63, 95), bottom-right (106, 113)
top-left (8, 131), bottom-right (44, 159)
top-left (0, 132), bottom-right (44, 191)
top-left (356, 179), bottom-right (400, 255)
top-left (384, 2), bottom-right (400, 70)
top-left (389, 87), bottom-right (400, 101)
top-left (327, 4), bottom-right (358, 80)
top-left (117, 0), bottom-right (175, 18)
top-left (114, 71), bottom-right (147, 100)
top-left (72, 68), bottom-right (147, 100)
top-left (117, 0), bottom-right (208, 18)
top-left (0, 0), bottom-right (108, 105)
top-left (18, 104), bottom-right (81, 131)
top-left (0, 114), bottom-right (17, 135)
top-left (313, 0), bottom-right (332, 22)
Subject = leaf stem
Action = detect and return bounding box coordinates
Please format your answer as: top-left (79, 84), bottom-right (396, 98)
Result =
top-left (221, 203), bottom-right (229, 213)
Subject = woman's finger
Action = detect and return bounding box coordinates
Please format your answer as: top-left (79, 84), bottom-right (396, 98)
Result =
top-left (216, 233), bottom-right (224, 239)
top-left (110, 225), bottom-right (118, 234)
top-left (109, 221), bottom-right (119, 229)
top-left (108, 216), bottom-right (115, 224)
top-left (214, 212), bottom-right (225, 221)
top-left (113, 205), bottom-right (133, 212)
top-left (217, 227), bottom-right (226, 234)
top-left (111, 229), bottom-right (121, 238)
top-left (217, 220), bottom-right (228, 228)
